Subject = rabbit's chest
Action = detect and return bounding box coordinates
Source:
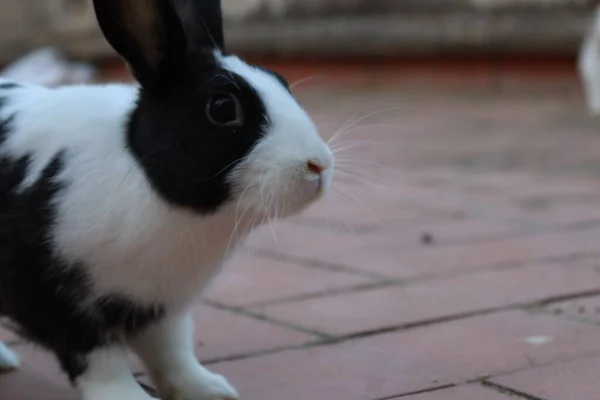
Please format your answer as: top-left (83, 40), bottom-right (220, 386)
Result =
top-left (51, 177), bottom-right (243, 309)
top-left (43, 145), bottom-right (248, 309)
top-left (67, 218), bottom-right (239, 309)
top-left (106, 230), bottom-right (229, 304)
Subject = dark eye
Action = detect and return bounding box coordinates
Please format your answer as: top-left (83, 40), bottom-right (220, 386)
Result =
top-left (206, 94), bottom-right (244, 127)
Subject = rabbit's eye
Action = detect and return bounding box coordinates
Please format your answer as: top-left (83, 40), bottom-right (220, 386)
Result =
top-left (206, 94), bottom-right (244, 127)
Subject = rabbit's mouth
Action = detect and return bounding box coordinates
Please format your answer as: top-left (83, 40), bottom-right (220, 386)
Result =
top-left (228, 138), bottom-right (334, 222)
top-left (299, 162), bottom-right (333, 202)
top-left (231, 165), bottom-right (333, 225)
top-left (276, 161), bottom-right (334, 218)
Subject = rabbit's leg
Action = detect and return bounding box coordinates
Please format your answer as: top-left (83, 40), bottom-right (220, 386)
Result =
top-left (0, 341), bottom-right (19, 371)
top-left (76, 345), bottom-right (155, 400)
top-left (130, 314), bottom-right (239, 400)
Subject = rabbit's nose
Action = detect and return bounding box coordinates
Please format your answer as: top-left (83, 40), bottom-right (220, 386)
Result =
top-left (306, 152), bottom-right (333, 175)
top-left (306, 159), bottom-right (325, 175)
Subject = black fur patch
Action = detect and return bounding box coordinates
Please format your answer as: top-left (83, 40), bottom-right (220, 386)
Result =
top-left (96, 295), bottom-right (164, 335)
top-left (0, 110), bottom-right (165, 382)
top-left (127, 63), bottom-right (269, 214)
top-left (94, 0), bottom-right (272, 214)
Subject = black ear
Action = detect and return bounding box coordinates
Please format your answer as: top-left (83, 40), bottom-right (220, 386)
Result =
top-left (171, 0), bottom-right (225, 52)
top-left (93, 0), bottom-right (225, 88)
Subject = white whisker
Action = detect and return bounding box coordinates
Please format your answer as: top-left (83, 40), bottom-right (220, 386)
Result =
top-left (328, 107), bottom-right (406, 145)
top-left (290, 75), bottom-right (323, 90)
top-left (332, 185), bottom-right (378, 223)
top-left (334, 170), bottom-right (387, 188)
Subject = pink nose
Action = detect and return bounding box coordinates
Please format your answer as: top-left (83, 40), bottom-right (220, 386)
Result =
top-left (306, 160), bottom-right (324, 175)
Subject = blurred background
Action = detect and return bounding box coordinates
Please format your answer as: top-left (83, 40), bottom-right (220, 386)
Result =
top-left (5, 1), bottom-right (600, 400)
top-left (0, 0), bottom-right (596, 83)
top-left (0, 0), bottom-right (595, 60)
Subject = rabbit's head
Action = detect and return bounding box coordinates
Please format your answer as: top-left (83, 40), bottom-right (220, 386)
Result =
top-left (94, 0), bottom-right (333, 220)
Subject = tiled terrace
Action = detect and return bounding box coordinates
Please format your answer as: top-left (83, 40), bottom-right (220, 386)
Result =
top-left (2, 59), bottom-right (600, 399)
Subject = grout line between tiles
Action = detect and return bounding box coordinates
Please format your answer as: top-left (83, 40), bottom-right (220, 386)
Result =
top-left (481, 381), bottom-right (549, 400)
top-left (231, 280), bottom-right (399, 308)
top-left (371, 384), bottom-right (456, 400)
top-left (252, 246), bottom-right (600, 291)
top-left (201, 288), bottom-right (600, 365)
top-left (202, 299), bottom-right (334, 340)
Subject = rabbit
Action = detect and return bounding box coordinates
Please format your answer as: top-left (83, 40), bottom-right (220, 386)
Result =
top-left (0, 0), bottom-right (333, 399)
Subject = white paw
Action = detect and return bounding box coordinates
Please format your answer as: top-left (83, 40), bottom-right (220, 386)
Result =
top-left (196, 373), bottom-right (239, 400)
top-left (0, 342), bottom-right (19, 372)
top-left (161, 372), bottom-right (240, 400)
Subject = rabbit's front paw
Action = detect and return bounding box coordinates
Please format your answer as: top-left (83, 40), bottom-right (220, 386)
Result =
top-left (190, 372), bottom-right (239, 400)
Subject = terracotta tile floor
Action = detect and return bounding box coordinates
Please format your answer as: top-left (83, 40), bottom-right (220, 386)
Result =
top-left (3, 62), bottom-right (600, 399)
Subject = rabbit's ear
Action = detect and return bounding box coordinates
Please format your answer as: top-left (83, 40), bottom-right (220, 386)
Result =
top-left (93, 0), bottom-right (224, 88)
top-left (171, 0), bottom-right (225, 52)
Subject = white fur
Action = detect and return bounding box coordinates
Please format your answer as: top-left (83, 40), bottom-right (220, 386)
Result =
top-left (130, 314), bottom-right (239, 400)
top-left (579, 7), bottom-right (600, 116)
top-left (77, 346), bottom-right (154, 400)
top-left (0, 55), bottom-right (332, 310)
top-left (220, 54), bottom-right (334, 217)
top-left (0, 341), bottom-right (19, 371)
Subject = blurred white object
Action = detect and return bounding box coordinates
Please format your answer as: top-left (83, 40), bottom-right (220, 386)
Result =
top-left (0, 341), bottom-right (19, 371)
top-left (0, 47), bottom-right (96, 87)
top-left (579, 7), bottom-right (600, 116)
top-left (68, 62), bottom-right (97, 85)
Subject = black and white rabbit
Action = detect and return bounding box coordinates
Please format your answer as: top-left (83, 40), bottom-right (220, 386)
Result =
top-left (0, 0), bottom-right (333, 399)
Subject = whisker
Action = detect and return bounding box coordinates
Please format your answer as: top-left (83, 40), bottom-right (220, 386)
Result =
top-left (191, 156), bottom-right (251, 184)
top-left (332, 185), bottom-right (378, 223)
top-left (289, 75), bottom-right (323, 90)
top-left (328, 124), bottom-right (405, 142)
top-left (330, 141), bottom-right (395, 155)
top-left (334, 169), bottom-right (387, 186)
top-left (266, 192), bottom-right (281, 252)
top-left (225, 184), bottom-right (257, 259)
top-left (328, 107), bottom-right (406, 145)
top-left (313, 192), bottom-right (362, 235)
top-left (326, 112), bottom-right (367, 148)
top-left (315, 123), bottom-right (340, 130)
top-left (334, 160), bottom-right (398, 175)
top-left (117, 145), bottom-right (172, 190)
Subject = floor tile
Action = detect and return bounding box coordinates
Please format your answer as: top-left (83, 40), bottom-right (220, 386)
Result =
top-left (491, 356), bottom-right (600, 400)
top-left (206, 254), bottom-right (373, 306)
top-left (401, 384), bottom-right (514, 400)
top-left (245, 221), bottom-right (358, 257)
top-left (0, 344), bottom-right (77, 400)
top-left (295, 186), bottom-right (448, 228)
top-left (208, 311), bottom-right (600, 400)
top-left (254, 263), bottom-right (600, 336)
top-left (542, 295), bottom-right (600, 325)
top-left (286, 226), bottom-right (600, 279)
top-left (192, 305), bottom-right (318, 361)
top-left (250, 217), bottom-right (522, 260)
